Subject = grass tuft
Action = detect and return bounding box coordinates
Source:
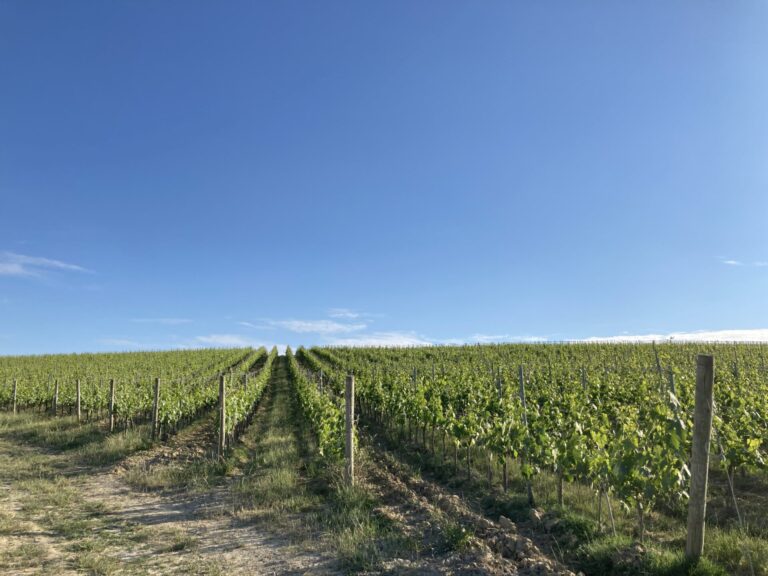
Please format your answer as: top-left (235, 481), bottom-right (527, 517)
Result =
top-left (123, 458), bottom-right (228, 492)
top-left (575, 535), bottom-right (729, 576)
top-left (436, 518), bottom-right (473, 553)
top-left (0, 542), bottom-right (49, 570)
top-left (706, 528), bottom-right (768, 576)
top-left (77, 426), bottom-right (151, 466)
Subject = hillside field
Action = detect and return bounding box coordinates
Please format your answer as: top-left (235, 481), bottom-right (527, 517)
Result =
top-left (0, 342), bottom-right (766, 575)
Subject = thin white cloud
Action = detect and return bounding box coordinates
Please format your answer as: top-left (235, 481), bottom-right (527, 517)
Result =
top-left (469, 333), bottom-right (548, 344)
top-left (719, 257), bottom-right (768, 268)
top-left (195, 334), bottom-right (257, 347)
top-left (328, 308), bottom-right (362, 319)
top-left (327, 308), bottom-right (385, 319)
top-left (440, 334), bottom-right (549, 345)
top-left (235, 320), bottom-right (276, 330)
top-left (328, 331), bottom-right (432, 347)
top-left (326, 331), bottom-right (550, 348)
top-left (131, 318), bottom-right (192, 325)
top-left (194, 333), bottom-right (287, 353)
top-left (0, 263), bottom-right (30, 276)
top-left (0, 251), bottom-right (91, 277)
top-left (269, 319), bottom-right (367, 334)
top-left (468, 333), bottom-right (512, 343)
top-left (584, 328), bottom-right (768, 343)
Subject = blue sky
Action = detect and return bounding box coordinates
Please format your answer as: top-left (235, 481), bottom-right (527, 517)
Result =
top-left (1, 1), bottom-right (767, 354)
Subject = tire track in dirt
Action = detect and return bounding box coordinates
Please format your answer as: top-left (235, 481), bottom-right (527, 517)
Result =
top-left (359, 434), bottom-right (578, 576)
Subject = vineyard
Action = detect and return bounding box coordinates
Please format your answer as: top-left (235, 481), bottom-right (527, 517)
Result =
top-left (306, 342), bottom-right (767, 517)
top-left (0, 342), bottom-right (766, 575)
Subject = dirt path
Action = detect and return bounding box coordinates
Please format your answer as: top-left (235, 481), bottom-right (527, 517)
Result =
top-left (0, 360), bottom-right (338, 575)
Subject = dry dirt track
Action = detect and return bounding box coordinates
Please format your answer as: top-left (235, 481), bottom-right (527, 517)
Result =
top-left (0, 434), bottom-right (336, 575)
top-left (0, 366), bottom-right (337, 575)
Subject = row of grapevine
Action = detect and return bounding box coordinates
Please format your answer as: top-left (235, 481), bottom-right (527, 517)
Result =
top-left (286, 347), bottom-right (347, 460)
top-left (220, 346), bottom-right (278, 448)
top-left (152, 349), bottom-right (261, 435)
top-left (310, 342), bottom-right (767, 537)
top-left (0, 348), bottom-right (260, 434)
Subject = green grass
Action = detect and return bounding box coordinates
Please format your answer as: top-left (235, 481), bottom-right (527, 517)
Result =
top-left (0, 411), bottom-right (153, 474)
top-left (706, 527), bottom-right (768, 576)
top-left (435, 517), bottom-right (474, 553)
top-left (326, 469), bottom-right (423, 572)
top-left (575, 536), bottom-right (730, 576)
top-left (124, 457), bottom-right (228, 492)
top-left (0, 411), bottom-right (104, 449)
top-left (77, 426), bottom-right (152, 466)
top-left (0, 541), bottom-right (50, 570)
top-left (76, 551), bottom-right (121, 575)
top-left (229, 357), bottom-right (416, 572)
top-left (0, 510), bottom-right (17, 535)
top-left (156, 528), bottom-right (198, 553)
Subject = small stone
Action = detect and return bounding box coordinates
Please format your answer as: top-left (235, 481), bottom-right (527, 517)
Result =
top-left (528, 508), bottom-right (543, 525)
top-left (515, 535), bottom-right (534, 559)
top-left (499, 515), bottom-right (515, 530)
top-left (476, 517), bottom-right (495, 532)
top-left (495, 535), bottom-right (516, 558)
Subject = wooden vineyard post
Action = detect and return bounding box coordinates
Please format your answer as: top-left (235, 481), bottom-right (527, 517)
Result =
top-left (653, 341), bottom-right (664, 391)
top-left (345, 374), bottom-right (355, 486)
top-left (685, 354), bottom-right (715, 562)
top-left (76, 379), bottom-right (82, 422)
top-left (518, 366), bottom-right (535, 507)
top-left (108, 379), bottom-right (116, 433)
top-left (498, 372), bottom-right (509, 492)
top-left (12, 379), bottom-right (17, 414)
top-left (668, 369), bottom-right (676, 395)
top-left (218, 375), bottom-right (226, 458)
top-left (668, 370), bottom-right (680, 416)
top-left (52, 380), bottom-right (59, 416)
top-left (151, 378), bottom-right (160, 440)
